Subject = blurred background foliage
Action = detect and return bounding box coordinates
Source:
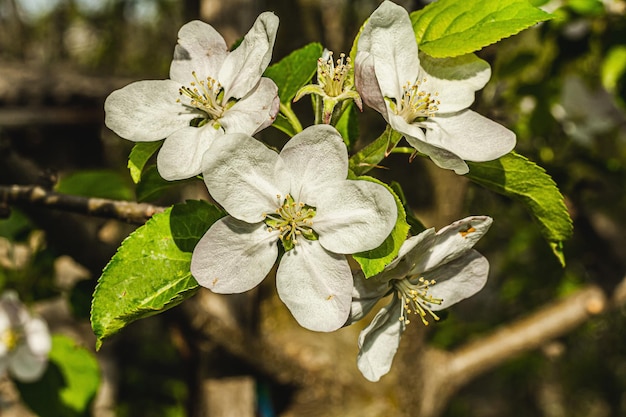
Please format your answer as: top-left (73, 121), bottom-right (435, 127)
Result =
top-left (1, 0), bottom-right (626, 416)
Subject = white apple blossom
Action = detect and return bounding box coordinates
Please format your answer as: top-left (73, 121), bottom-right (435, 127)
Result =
top-left (0, 291), bottom-right (51, 382)
top-left (191, 125), bottom-right (398, 332)
top-left (355, 1), bottom-right (516, 174)
top-left (348, 216), bottom-right (492, 381)
top-left (105, 13), bottom-right (280, 180)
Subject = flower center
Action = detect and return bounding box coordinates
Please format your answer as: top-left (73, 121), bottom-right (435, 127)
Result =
top-left (390, 78), bottom-right (440, 123)
top-left (393, 276), bottom-right (443, 325)
top-left (178, 71), bottom-right (232, 127)
top-left (1, 328), bottom-right (20, 352)
top-left (318, 51), bottom-right (353, 97)
top-left (263, 194), bottom-right (318, 251)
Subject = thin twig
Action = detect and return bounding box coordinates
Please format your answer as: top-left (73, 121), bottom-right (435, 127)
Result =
top-left (0, 184), bottom-right (166, 224)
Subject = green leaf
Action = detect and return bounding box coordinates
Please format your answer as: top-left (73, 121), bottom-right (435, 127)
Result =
top-left (271, 112), bottom-right (298, 137)
top-left (353, 177), bottom-right (410, 277)
top-left (349, 125), bottom-right (403, 176)
top-left (264, 42), bottom-right (323, 104)
top-left (128, 141), bottom-right (162, 184)
top-left (91, 200), bottom-right (225, 349)
top-left (55, 169), bottom-right (133, 201)
top-left (411, 0), bottom-right (553, 58)
top-left (136, 165), bottom-right (179, 202)
top-left (16, 334), bottom-right (100, 417)
top-left (467, 152), bottom-right (573, 266)
top-left (335, 102), bottom-right (359, 151)
top-left (389, 181), bottom-right (426, 234)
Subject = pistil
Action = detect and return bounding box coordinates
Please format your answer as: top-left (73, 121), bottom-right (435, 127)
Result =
top-left (391, 78), bottom-right (440, 123)
top-left (263, 194), bottom-right (317, 251)
top-left (394, 276), bottom-right (443, 325)
top-left (178, 71), bottom-right (226, 120)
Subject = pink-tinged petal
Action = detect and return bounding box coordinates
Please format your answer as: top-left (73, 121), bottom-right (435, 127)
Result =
top-left (404, 134), bottom-right (470, 175)
top-left (191, 217), bottom-right (279, 293)
top-left (278, 125), bottom-right (348, 202)
top-left (313, 180), bottom-right (397, 254)
top-left (104, 80), bottom-right (197, 142)
top-left (169, 20), bottom-right (228, 84)
top-left (276, 239), bottom-right (352, 332)
top-left (202, 133), bottom-right (288, 223)
top-left (408, 216), bottom-right (493, 275)
top-left (9, 345), bottom-right (48, 382)
top-left (24, 318), bottom-right (51, 357)
top-left (426, 110), bottom-right (516, 162)
top-left (423, 250), bottom-right (489, 311)
top-left (219, 12), bottom-right (279, 100)
top-left (157, 124), bottom-right (222, 181)
top-left (355, 52), bottom-right (388, 117)
top-left (357, 295), bottom-right (405, 382)
top-left (358, 1), bottom-right (419, 101)
top-left (419, 53), bottom-right (491, 114)
top-left (219, 78), bottom-right (279, 135)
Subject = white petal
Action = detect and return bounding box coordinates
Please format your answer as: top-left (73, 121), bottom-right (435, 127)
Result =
top-left (427, 110), bottom-right (516, 162)
top-left (24, 318), bottom-right (51, 357)
top-left (191, 217), bottom-right (279, 293)
top-left (423, 250), bottom-right (489, 311)
top-left (276, 239), bottom-right (352, 332)
top-left (409, 216), bottom-right (493, 275)
top-left (219, 78), bottom-right (279, 135)
top-left (202, 133), bottom-right (288, 223)
top-left (9, 345), bottom-right (48, 382)
top-left (219, 12), bottom-right (279, 100)
top-left (104, 80), bottom-right (197, 142)
top-left (278, 125), bottom-right (348, 201)
top-left (169, 20), bottom-right (228, 84)
top-left (354, 52), bottom-right (388, 117)
top-left (358, 1), bottom-right (419, 101)
top-left (313, 180), bottom-right (397, 254)
top-left (382, 228), bottom-right (436, 274)
top-left (357, 295), bottom-right (405, 382)
top-left (157, 124), bottom-right (221, 181)
top-left (404, 134), bottom-right (470, 175)
top-left (419, 53), bottom-right (491, 114)
top-left (348, 270), bottom-right (390, 324)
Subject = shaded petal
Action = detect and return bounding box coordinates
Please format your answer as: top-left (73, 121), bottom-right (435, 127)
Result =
top-left (202, 133), bottom-right (288, 223)
top-left (426, 110), bottom-right (516, 162)
top-left (278, 125), bottom-right (348, 201)
top-left (219, 12), bottom-right (279, 100)
top-left (419, 53), bottom-right (491, 114)
top-left (9, 345), bottom-right (47, 382)
top-left (170, 20), bottom-right (228, 84)
top-left (358, 1), bottom-right (419, 101)
top-left (24, 318), bottom-right (51, 357)
top-left (404, 134), bottom-right (469, 175)
top-left (219, 77), bottom-right (279, 135)
top-left (382, 228), bottom-right (436, 274)
top-left (313, 180), bottom-right (397, 254)
top-left (157, 124), bottom-right (222, 180)
top-left (354, 52), bottom-right (388, 117)
top-left (409, 216), bottom-right (493, 275)
top-left (357, 294), bottom-right (405, 382)
top-left (104, 80), bottom-right (197, 142)
top-left (276, 239), bottom-right (352, 332)
top-left (347, 270), bottom-right (390, 324)
top-left (191, 217), bottom-right (278, 293)
top-left (387, 111), bottom-right (427, 143)
top-left (423, 250), bottom-right (489, 311)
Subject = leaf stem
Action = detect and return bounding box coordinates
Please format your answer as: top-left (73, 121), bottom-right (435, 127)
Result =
top-left (279, 103), bottom-right (303, 133)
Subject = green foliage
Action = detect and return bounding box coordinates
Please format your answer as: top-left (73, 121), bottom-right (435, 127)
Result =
top-left (335, 102), bottom-right (359, 150)
top-left (55, 170), bottom-right (133, 201)
top-left (349, 126), bottom-right (404, 176)
top-left (353, 177), bottom-right (410, 277)
top-left (265, 42), bottom-right (323, 104)
top-left (467, 152), bottom-right (573, 266)
top-left (17, 334), bottom-right (100, 417)
top-left (128, 141), bottom-right (162, 184)
top-left (411, 0), bottom-right (553, 58)
top-left (91, 200), bottom-right (224, 349)
top-left (136, 165), bottom-right (180, 202)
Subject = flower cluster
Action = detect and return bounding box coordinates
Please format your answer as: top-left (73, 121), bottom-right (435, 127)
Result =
top-left (104, 0), bottom-right (513, 381)
top-left (0, 291), bottom-right (51, 382)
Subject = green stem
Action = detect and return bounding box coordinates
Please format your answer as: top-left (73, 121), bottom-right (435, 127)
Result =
top-left (280, 103), bottom-right (303, 133)
top-left (390, 147), bottom-right (415, 155)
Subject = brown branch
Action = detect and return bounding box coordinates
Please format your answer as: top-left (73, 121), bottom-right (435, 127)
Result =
top-left (0, 184), bottom-right (166, 224)
top-left (412, 285), bottom-right (608, 417)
